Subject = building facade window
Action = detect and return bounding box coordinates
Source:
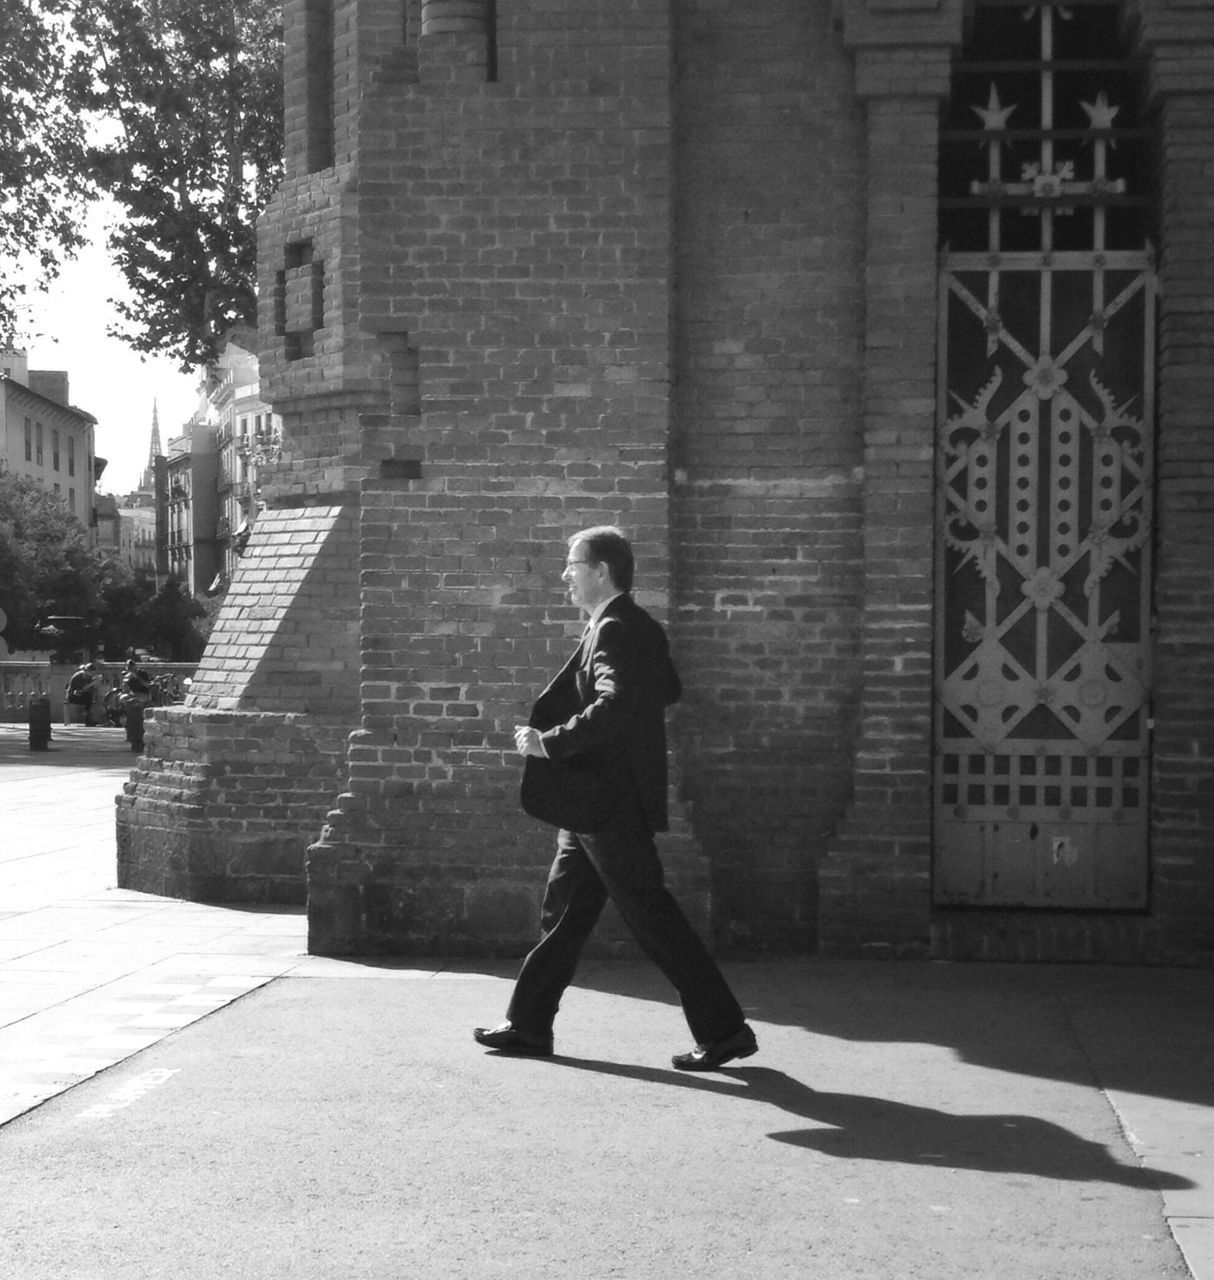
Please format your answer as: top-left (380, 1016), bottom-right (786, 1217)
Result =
top-left (35, 424), bottom-right (43, 466)
top-left (68, 436), bottom-right (76, 476)
top-left (24, 418), bottom-right (32, 462)
top-left (52, 430), bottom-right (60, 471)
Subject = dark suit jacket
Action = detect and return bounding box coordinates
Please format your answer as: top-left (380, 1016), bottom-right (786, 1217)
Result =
top-left (520, 594), bottom-right (682, 833)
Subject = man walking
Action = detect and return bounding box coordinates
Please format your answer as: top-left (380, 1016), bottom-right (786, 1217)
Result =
top-left (474, 526), bottom-right (757, 1072)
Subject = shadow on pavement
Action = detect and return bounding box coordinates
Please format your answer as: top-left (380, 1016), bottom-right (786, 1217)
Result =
top-left (543, 1056), bottom-right (1195, 1191)
top-left (0, 724), bottom-right (134, 766)
top-left (574, 958), bottom-right (1214, 1114)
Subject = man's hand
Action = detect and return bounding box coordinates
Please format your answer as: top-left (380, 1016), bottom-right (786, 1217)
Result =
top-left (514, 725), bottom-right (546, 758)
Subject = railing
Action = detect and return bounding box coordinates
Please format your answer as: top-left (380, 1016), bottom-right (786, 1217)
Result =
top-left (0, 661), bottom-right (199, 724)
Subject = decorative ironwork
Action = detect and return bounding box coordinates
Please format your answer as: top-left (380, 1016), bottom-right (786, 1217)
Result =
top-left (934, 0), bottom-right (1155, 908)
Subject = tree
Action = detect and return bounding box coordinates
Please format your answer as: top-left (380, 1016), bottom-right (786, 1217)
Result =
top-left (1, 0), bottom-right (284, 370)
top-left (141, 578), bottom-right (207, 661)
top-left (0, 470), bottom-right (101, 651)
top-left (0, 471), bottom-right (214, 661)
top-left (94, 556), bottom-right (158, 659)
top-left (0, 1), bottom-right (93, 338)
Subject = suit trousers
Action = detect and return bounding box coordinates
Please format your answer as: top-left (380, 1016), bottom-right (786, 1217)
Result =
top-left (506, 795), bottom-right (745, 1045)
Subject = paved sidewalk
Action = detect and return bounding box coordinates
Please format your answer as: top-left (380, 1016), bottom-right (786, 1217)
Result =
top-left (1, 722), bottom-right (1212, 1279)
top-left (0, 723), bottom-right (312, 1127)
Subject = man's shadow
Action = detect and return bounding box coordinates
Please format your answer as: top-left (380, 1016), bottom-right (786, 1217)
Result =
top-left (542, 1057), bottom-right (1193, 1191)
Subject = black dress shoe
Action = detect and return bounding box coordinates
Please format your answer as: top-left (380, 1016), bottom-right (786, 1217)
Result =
top-left (473, 1022), bottom-right (554, 1056)
top-left (671, 1023), bottom-right (758, 1072)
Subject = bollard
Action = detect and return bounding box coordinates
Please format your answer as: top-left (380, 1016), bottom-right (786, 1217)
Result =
top-left (125, 701), bottom-right (145, 753)
top-left (28, 695), bottom-right (52, 751)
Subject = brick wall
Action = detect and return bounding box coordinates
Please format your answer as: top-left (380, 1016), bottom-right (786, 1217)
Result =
top-left (120, 0), bottom-right (1214, 965)
top-left (1136, 5), bottom-right (1214, 964)
top-left (293, 0), bottom-right (707, 953)
top-left (116, 503), bottom-right (361, 901)
top-left (116, 0), bottom-right (384, 909)
top-left (669, 0), bottom-right (867, 949)
top-left (116, 707), bottom-right (347, 904)
top-left (189, 505), bottom-right (360, 715)
top-left (817, 54), bottom-right (952, 957)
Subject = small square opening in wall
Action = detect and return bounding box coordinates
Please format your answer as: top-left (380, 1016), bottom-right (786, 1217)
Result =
top-left (276, 239), bottom-right (324, 361)
top-left (286, 332), bottom-right (315, 361)
top-left (284, 239), bottom-right (313, 270)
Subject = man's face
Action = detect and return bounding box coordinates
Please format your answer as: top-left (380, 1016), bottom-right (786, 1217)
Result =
top-left (562, 540), bottom-right (613, 615)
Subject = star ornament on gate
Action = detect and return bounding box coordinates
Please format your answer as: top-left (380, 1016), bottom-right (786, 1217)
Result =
top-left (973, 84), bottom-right (1017, 136)
top-left (1080, 92), bottom-right (1120, 140)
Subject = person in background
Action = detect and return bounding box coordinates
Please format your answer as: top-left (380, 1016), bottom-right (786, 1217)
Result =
top-left (119, 657), bottom-right (153, 753)
top-left (64, 661), bottom-right (103, 727)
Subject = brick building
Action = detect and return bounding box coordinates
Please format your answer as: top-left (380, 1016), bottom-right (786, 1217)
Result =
top-left (117, 0), bottom-right (1214, 966)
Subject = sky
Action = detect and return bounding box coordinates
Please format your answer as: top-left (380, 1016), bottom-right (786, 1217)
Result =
top-left (19, 204), bottom-right (203, 498)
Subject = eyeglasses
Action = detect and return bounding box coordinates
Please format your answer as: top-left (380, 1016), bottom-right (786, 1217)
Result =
top-left (564, 559), bottom-right (593, 569)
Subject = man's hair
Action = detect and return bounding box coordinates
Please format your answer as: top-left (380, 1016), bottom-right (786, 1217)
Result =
top-left (572, 526), bottom-right (634, 592)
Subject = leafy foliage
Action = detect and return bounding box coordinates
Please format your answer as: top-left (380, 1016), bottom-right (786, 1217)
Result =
top-left (0, 469), bottom-right (99, 650)
top-left (1, 0), bottom-right (284, 370)
top-left (0, 471), bottom-right (209, 659)
top-left (0, 1), bottom-right (94, 339)
top-left (94, 557), bottom-right (156, 658)
top-left (140, 579), bottom-right (208, 661)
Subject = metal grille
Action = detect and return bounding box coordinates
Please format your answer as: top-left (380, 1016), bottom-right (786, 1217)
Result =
top-left (934, 0), bottom-right (1155, 908)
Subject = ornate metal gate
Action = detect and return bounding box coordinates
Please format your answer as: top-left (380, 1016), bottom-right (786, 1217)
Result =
top-left (933, 0), bottom-right (1155, 907)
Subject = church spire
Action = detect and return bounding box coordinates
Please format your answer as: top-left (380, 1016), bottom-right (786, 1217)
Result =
top-left (140, 401), bottom-right (163, 493)
top-left (149, 400), bottom-right (162, 463)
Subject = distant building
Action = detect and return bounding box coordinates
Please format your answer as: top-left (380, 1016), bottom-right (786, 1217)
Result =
top-left (116, 403), bottom-right (173, 582)
top-left (131, 399), bottom-right (166, 505)
top-left (0, 349), bottom-right (100, 537)
top-left (106, 343), bottom-right (278, 596)
top-left (117, 504), bottom-right (158, 574)
top-left (94, 493), bottom-right (121, 554)
top-left (165, 421), bottom-right (220, 595)
top-left (210, 334), bottom-right (281, 583)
